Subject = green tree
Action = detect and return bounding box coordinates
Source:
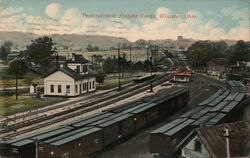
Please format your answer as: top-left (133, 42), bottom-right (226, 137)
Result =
top-left (187, 40), bottom-right (228, 67)
top-left (8, 59), bottom-right (28, 100)
top-left (0, 41), bottom-right (13, 61)
top-left (233, 40), bottom-right (250, 62)
top-left (103, 58), bottom-right (118, 74)
top-left (26, 36), bottom-right (56, 73)
top-left (96, 71), bottom-right (106, 88)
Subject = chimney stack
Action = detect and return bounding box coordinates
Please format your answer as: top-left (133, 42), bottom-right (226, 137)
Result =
top-left (72, 53), bottom-right (76, 61)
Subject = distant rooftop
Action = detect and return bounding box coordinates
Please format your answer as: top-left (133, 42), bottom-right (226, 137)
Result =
top-left (207, 58), bottom-right (227, 65)
top-left (43, 66), bottom-right (95, 80)
top-left (66, 53), bottom-right (89, 64)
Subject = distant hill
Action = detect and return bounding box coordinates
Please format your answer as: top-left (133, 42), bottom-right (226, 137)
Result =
top-left (0, 31), bottom-right (239, 51)
top-left (0, 31), bottom-right (131, 51)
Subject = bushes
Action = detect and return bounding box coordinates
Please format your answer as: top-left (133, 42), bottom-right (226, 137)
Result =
top-left (0, 89), bottom-right (28, 96)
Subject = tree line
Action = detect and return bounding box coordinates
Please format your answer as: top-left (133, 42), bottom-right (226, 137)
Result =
top-left (186, 40), bottom-right (250, 67)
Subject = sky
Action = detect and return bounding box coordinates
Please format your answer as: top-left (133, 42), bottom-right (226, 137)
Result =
top-left (0, 0), bottom-right (249, 41)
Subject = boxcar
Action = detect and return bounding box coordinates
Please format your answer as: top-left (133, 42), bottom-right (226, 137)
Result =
top-left (2, 126), bottom-right (73, 158)
top-left (87, 113), bottom-right (134, 147)
top-left (38, 127), bottom-right (102, 158)
top-left (150, 118), bottom-right (195, 157)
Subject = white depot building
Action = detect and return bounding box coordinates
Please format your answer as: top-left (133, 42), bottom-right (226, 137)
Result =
top-left (43, 53), bottom-right (96, 97)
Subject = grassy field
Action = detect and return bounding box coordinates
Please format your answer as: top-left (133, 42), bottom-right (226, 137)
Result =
top-left (0, 95), bottom-right (66, 116)
top-left (58, 48), bottom-right (148, 62)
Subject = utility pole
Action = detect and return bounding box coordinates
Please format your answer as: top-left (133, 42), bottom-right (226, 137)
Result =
top-left (146, 45), bottom-right (149, 61)
top-left (118, 44), bottom-right (121, 91)
top-left (15, 71), bottom-right (18, 100)
top-left (222, 126), bottom-right (234, 158)
top-left (56, 52), bottom-right (59, 70)
top-left (35, 139), bottom-right (38, 158)
top-left (130, 43), bottom-right (132, 62)
top-left (150, 56), bottom-right (153, 93)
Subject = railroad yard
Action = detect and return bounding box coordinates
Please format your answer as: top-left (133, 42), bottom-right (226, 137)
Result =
top-left (96, 74), bottom-right (220, 158)
top-left (0, 49), bottom-right (249, 158)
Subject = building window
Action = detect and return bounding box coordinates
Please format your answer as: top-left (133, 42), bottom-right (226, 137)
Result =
top-left (58, 85), bottom-right (61, 93)
top-left (89, 82), bottom-right (92, 89)
top-left (83, 83), bottom-right (87, 91)
top-left (50, 85), bottom-right (54, 93)
top-left (75, 85), bottom-right (78, 93)
top-left (66, 85), bottom-right (70, 93)
top-left (76, 66), bottom-right (80, 73)
top-left (194, 140), bottom-right (202, 153)
top-left (92, 81), bottom-right (95, 89)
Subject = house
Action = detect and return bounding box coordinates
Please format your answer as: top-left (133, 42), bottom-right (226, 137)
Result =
top-left (43, 53), bottom-right (96, 97)
top-left (173, 72), bottom-right (192, 82)
top-left (66, 53), bottom-right (92, 74)
top-left (173, 66), bottom-right (192, 82)
top-left (181, 121), bottom-right (250, 158)
top-left (7, 53), bottom-right (20, 62)
top-left (207, 58), bottom-right (227, 77)
top-left (227, 61), bottom-right (250, 80)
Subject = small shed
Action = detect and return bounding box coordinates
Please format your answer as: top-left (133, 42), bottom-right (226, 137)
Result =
top-left (173, 72), bottom-right (192, 82)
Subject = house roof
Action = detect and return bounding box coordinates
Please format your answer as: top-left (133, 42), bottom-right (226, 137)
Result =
top-left (196, 121), bottom-right (250, 158)
top-left (43, 66), bottom-right (95, 80)
top-left (207, 58), bottom-right (227, 65)
top-left (174, 72), bottom-right (191, 76)
top-left (66, 53), bottom-right (89, 64)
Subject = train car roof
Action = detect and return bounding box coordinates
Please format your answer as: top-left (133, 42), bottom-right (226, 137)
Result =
top-left (151, 118), bottom-right (187, 134)
top-left (163, 119), bottom-right (195, 136)
top-left (209, 100), bottom-right (231, 112)
top-left (87, 112), bottom-right (129, 126)
top-left (221, 101), bottom-right (240, 113)
top-left (207, 91), bottom-right (230, 107)
top-left (224, 92), bottom-right (239, 101)
top-left (71, 112), bottom-right (114, 128)
top-left (234, 93), bottom-right (245, 102)
top-left (129, 103), bottom-right (158, 114)
top-left (50, 127), bottom-right (101, 146)
top-left (44, 126), bottom-right (93, 144)
top-left (198, 90), bottom-right (224, 106)
top-left (180, 106), bottom-right (204, 118)
top-left (191, 107), bottom-right (211, 120)
top-left (205, 113), bottom-right (226, 126)
top-left (10, 126), bottom-right (73, 147)
top-left (105, 101), bottom-right (142, 113)
top-left (97, 113), bottom-right (133, 128)
top-left (191, 113), bottom-right (217, 126)
top-left (114, 103), bottom-right (149, 114)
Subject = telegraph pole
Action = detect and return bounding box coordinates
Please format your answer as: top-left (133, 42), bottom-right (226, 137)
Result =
top-left (118, 44), bottom-right (121, 91)
top-left (130, 43), bottom-right (132, 62)
top-left (146, 45), bottom-right (149, 61)
top-left (150, 56), bottom-right (153, 93)
top-left (222, 126), bottom-right (234, 158)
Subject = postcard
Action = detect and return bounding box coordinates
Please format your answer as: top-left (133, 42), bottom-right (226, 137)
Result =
top-left (0, 0), bottom-right (249, 158)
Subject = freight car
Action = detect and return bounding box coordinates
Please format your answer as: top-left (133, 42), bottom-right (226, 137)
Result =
top-left (133, 74), bottom-right (156, 83)
top-left (227, 80), bottom-right (245, 93)
top-left (150, 88), bottom-right (247, 157)
top-left (1, 88), bottom-right (189, 158)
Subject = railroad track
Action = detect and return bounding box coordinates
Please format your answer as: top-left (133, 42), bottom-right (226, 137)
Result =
top-left (1, 56), bottom-right (178, 139)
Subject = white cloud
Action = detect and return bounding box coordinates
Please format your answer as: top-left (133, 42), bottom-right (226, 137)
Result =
top-left (1, 5), bottom-right (248, 42)
top-left (60, 8), bottom-right (82, 27)
top-left (0, 7), bottom-right (24, 17)
top-left (45, 3), bottom-right (61, 19)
